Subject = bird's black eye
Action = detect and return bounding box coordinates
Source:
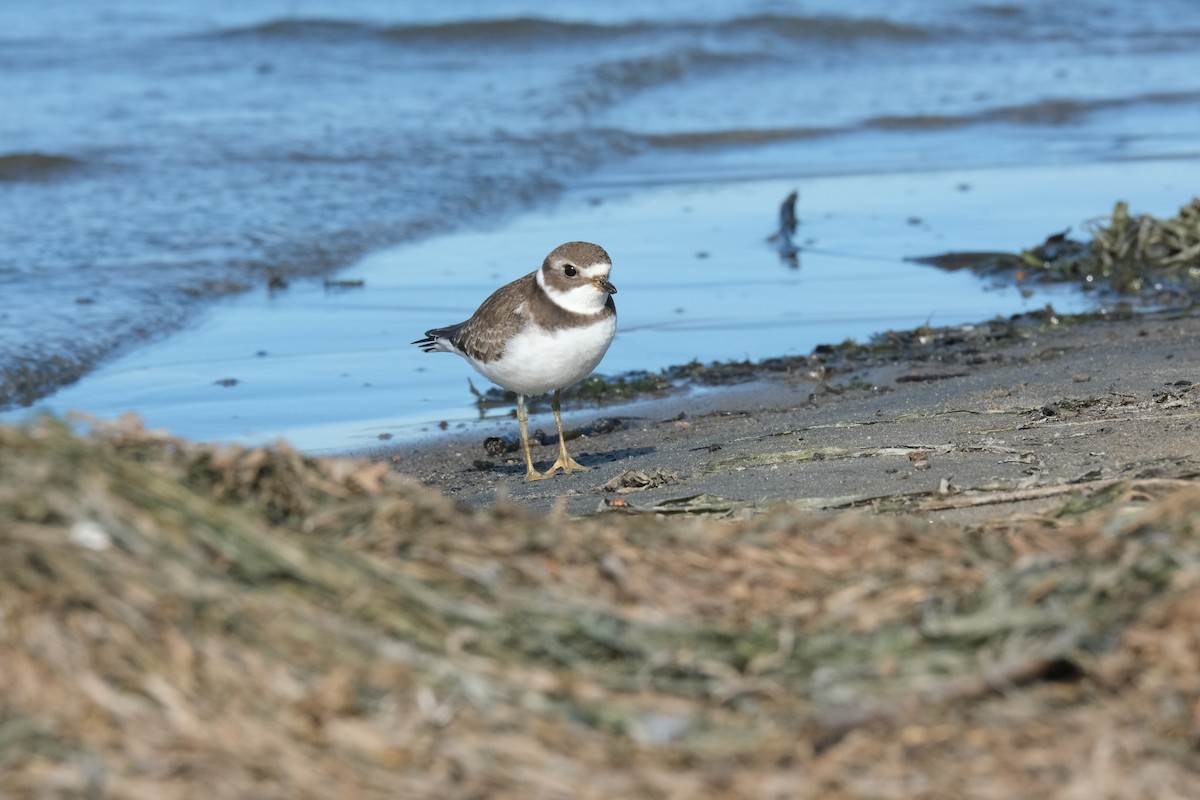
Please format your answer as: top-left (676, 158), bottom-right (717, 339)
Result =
top-left (563, 264), bottom-right (578, 277)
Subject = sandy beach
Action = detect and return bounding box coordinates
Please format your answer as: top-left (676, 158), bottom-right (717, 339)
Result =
top-left (391, 304), bottom-right (1200, 521)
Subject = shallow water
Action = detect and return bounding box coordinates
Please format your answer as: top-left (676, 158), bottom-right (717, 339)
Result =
top-left (9, 157), bottom-right (1189, 451)
top-left (3, 1), bottom-right (1199, 446)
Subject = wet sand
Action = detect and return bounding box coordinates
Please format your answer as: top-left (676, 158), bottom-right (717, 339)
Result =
top-left (391, 306), bottom-right (1200, 521)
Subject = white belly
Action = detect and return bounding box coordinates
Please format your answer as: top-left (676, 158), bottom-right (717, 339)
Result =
top-left (470, 316), bottom-right (616, 396)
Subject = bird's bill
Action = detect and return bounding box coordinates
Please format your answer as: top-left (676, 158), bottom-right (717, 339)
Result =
top-left (592, 277), bottom-right (617, 295)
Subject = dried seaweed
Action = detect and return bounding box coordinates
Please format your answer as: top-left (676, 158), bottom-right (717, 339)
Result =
top-left (1023, 199), bottom-right (1200, 295)
top-left (4, 416), bottom-right (1200, 798)
top-left (913, 198), bottom-right (1200, 303)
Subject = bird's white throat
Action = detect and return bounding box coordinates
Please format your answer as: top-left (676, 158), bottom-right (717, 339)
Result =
top-left (537, 263), bottom-right (613, 315)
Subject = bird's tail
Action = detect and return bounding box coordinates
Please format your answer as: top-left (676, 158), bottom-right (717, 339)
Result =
top-left (412, 334), bottom-right (440, 353)
top-left (412, 323), bottom-right (464, 353)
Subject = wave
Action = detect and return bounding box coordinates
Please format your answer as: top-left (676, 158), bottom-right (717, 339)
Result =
top-left (0, 152), bottom-right (83, 182)
top-left (562, 47), bottom-right (766, 113)
top-left (642, 127), bottom-right (843, 149)
top-left (205, 16), bottom-right (644, 45)
top-left (868, 90), bottom-right (1200, 129)
top-left (642, 89), bottom-right (1200, 149)
top-left (719, 13), bottom-right (936, 42)
top-left (203, 12), bottom-right (934, 47)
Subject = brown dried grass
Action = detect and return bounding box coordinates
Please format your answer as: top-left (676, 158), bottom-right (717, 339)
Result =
top-left (1023, 197), bottom-right (1200, 296)
top-left (3, 416), bottom-right (1200, 798)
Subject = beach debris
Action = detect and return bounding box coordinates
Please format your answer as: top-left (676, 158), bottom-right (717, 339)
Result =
top-left (601, 491), bottom-right (741, 515)
top-left (908, 450), bottom-right (932, 470)
top-left (467, 377), bottom-right (516, 410)
top-left (706, 444), bottom-right (952, 474)
top-left (895, 370), bottom-right (969, 383)
top-left (569, 371), bottom-right (672, 402)
top-left (453, 319), bottom-right (1074, 414)
top-left (767, 189), bottom-right (801, 268)
top-left (482, 425), bottom-right (563, 458)
top-left (661, 359), bottom-right (761, 386)
top-left (911, 198), bottom-right (1200, 301)
top-left (1080, 198), bottom-right (1200, 275)
top-left (483, 436), bottom-right (510, 457)
top-left (778, 189), bottom-right (798, 236)
top-left (1023, 228), bottom-right (1089, 265)
top-left (602, 468), bottom-right (680, 494)
top-left (323, 278), bottom-right (365, 289)
top-left (469, 371), bottom-right (672, 411)
top-left (582, 417), bottom-right (625, 435)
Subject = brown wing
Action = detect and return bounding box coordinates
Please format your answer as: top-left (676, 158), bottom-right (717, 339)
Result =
top-left (450, 272), bottom-right (537, 363)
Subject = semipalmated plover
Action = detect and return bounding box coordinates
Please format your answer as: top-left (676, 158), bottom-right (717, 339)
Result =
top-left (414, 241), bottom-right (617, 481)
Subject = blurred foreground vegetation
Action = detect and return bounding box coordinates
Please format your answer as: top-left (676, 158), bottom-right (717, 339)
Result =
top-left (4, 417), bottom-right (1200, 798)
